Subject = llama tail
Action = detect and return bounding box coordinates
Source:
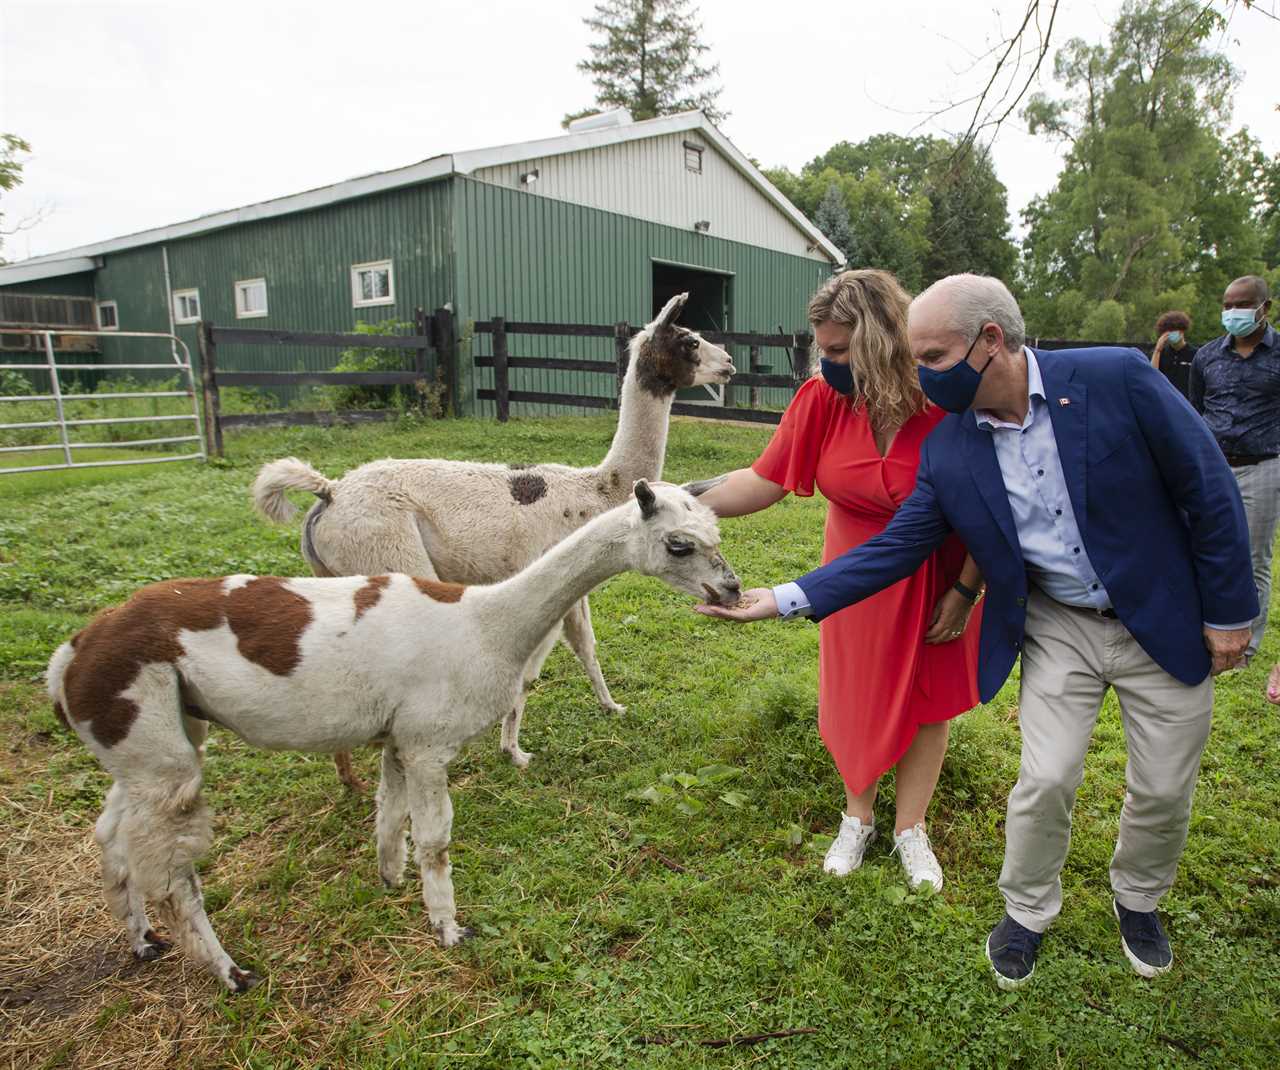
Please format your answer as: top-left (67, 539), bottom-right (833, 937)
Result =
top-left (46, 641), bottom-right (75, 730)
top-left (252, 457), bottom-right (337, 523)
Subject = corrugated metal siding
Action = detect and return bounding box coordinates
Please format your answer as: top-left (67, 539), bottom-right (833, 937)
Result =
top-left (471, 132), bottom-right (826, 263)
top-left (0, 274), bottom-right (96, 297)
top-left (162, 181), bottom-right (454, 405)
top-left (454, 176), bottom-right (829, 418)
top-left (91, 246), bottom-right (173, 377)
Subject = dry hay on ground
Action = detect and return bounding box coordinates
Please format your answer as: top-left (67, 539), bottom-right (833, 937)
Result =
top-left (0, 688), bottom-right (495, 1069)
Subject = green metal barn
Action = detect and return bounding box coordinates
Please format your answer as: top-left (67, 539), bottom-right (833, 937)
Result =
top-left (0, 110), bottom-right (841, 416)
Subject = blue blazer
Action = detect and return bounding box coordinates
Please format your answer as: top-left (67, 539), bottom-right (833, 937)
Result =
top-left (795, 347), bottom-right (1258, 701)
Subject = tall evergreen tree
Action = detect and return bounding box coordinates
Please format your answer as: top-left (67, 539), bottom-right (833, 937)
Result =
top-left (565, 0), bottom-right (725, 127)
top-left (812, 181), bottom-right (854, 262)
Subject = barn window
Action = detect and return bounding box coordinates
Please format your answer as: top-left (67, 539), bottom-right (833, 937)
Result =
top-left (235, 278), bottom-right (268, 319)
top-left (351, 260), bottom-right (394, 307)
top-left (96, 301), bottom-right (119, 330)
top-left (173, 289), bottom-right (201, 324)
top-left (684, 141), bottom-right (704, 174)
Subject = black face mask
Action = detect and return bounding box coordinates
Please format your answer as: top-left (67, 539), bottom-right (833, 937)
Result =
top-left (819, 357), bottom-right (854, 395)
top-left (916, 332), bottom-right (995, 413)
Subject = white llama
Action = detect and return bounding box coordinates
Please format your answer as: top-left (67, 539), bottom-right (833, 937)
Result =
top-left (252, 293), bottom-right (734, 785)
top-left (48, 481), bottom-right (740, 993)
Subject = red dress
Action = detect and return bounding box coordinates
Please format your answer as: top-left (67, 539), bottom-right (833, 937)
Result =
top-left (753, 378), bottom-right (982, 795)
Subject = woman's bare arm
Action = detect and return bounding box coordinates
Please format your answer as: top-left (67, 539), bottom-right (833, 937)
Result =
top-left (685, 467), bottom-right (788, 518)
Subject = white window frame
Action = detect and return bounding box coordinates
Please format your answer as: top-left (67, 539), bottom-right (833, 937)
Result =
top-left (350, 260), bottom-right (394, 308)
top-left (234, 277), bottom-right (268, 319)
top-left (173, 288), bottom-right (201, 324)
top-left (96, 300), bottom-right (119, 330)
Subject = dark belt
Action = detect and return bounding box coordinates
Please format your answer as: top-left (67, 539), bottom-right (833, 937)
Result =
top-left (1221, 451), bottom-right (1277, 468)
top-left (1055, 599), bottom-right (1117, 620)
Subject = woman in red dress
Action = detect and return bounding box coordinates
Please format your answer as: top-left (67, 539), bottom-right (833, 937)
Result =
top-left (693, 270), bottom-right (983, 889)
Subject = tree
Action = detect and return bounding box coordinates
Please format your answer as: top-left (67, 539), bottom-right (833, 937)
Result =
top-left (764, 133), bottom-right (1016, 290)
top-left (565, 0), bottom-right (725, 127)
top-left (1019, 0), bottom-right (1267, 340)
top-left (812, 182), bottom-right (854, 262)
top-left (0, 134), bottom-right (31, 263)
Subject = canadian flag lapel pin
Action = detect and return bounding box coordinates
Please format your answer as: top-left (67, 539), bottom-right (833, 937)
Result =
top-left (1058, 397), bottom-right (1071, 406)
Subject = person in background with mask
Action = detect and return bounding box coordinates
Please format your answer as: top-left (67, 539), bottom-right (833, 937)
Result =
top-left (685, 269), bottom-right (983, 892)
top-left (698, 274), bottom-right (1255, 989)
top-left (1190, 276), bottom-right (1279, 664)
top-left (1151, 310), bottom-right (1197, 400)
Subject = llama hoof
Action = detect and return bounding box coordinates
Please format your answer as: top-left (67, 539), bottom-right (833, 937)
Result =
top-left (380, 872), bottom-right (405, 889)
top-left (602, 701), bottom-right (627, 714)
top-left (133, 941), bottom-right (171, 962)
top-left (435, 922), bottom-right (475, 947)
top-left (505, 748), bottom-right (534, 769)
top-left (340, 776), bottom-right (369, 794)
top-left (227, 966), bottom-right (263, 994)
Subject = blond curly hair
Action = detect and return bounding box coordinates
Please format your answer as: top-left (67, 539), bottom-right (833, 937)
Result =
top-left (808, 268), bottom-right (925, 432)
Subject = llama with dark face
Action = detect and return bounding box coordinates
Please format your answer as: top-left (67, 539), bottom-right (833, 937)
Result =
top-left (49, 482), bottom-right (741, 992)
top-left (252, 293), bottom-right (734, 784)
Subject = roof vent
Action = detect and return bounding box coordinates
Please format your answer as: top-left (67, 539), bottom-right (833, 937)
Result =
top-left (566, 108), bottom-right (634, 133)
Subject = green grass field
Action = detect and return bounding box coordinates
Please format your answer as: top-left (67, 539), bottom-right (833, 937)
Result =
top-left (0, 413), bottom-right (1276, 1069)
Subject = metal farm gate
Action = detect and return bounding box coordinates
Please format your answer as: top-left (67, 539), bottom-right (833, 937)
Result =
top-left (0, 328), bottom-right (205, 475)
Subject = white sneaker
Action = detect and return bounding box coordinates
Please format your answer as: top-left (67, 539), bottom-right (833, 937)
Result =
top-left (893, 823), bottom-right (944, 891)
top-left (823, 814), bottom-right (876, 876)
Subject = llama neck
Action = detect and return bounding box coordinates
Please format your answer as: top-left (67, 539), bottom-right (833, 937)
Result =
top-left (599, 366), bottom-right (673, 485)
top-left (472, 508), bottom-right (631, 665)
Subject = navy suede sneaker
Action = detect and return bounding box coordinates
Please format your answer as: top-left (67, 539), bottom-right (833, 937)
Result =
top-left (985, 914), bottom-right (1043, 990)
top-left (1113, 900), bottom-right (1173, 978)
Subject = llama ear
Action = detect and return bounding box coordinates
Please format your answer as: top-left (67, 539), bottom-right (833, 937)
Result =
top-left (653, 292), bottom-right (688, 329)
top-left (634, 479), bottom-right (658, 520)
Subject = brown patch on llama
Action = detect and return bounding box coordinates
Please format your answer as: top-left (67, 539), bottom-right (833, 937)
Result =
top-left (353, 575), bottom-right (392, 621)
top-left (635, 327), bottom-right (700, 398)
top-left (509, 472), bottom-right (548, 505)
top-left (411, 578), bottom-right (465, 603)
top-left (60, 577), bottom-right (314, 748)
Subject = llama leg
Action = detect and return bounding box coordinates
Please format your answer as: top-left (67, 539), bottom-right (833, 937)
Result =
top-left (376, 746), bottom-right (411, 887)
top-left (404, 759), bottom-right (471, 946)
top-left (501, 624), bottom-right (562, 768)
top-left (94, 783), bottom-right (168, 961)
top-left (160, 865), bottom-right (260, 993)
top-left (182, 712), bottom-right (209, 763)
top-left (562, 596), bottom-right (625, 713)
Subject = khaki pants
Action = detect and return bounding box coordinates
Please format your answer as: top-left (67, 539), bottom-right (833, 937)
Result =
top-left (999, 590), bottom-right (1213, 932)
top-left (1232, 456), bottom-right (1280, 658)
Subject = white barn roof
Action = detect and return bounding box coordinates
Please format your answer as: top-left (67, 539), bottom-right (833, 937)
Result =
top-left (2, 112), bottom-right (841, 285)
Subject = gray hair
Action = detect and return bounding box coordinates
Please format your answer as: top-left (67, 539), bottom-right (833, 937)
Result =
top-left (912, 273), bottom-right (1026, 351)
top-left (1231, 275), bottom-right (1271, 304)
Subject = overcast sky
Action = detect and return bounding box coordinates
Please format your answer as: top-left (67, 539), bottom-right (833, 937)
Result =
top-left (1, 0), bottom-right (1276, 261)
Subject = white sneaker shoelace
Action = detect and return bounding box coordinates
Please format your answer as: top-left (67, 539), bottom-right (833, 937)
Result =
top-left (823, 814), bottom-right (876, 877)
top-left (893, 823), bottom-right (944, 891)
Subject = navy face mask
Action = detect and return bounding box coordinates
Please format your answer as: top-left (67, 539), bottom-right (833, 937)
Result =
top-left (819, 356), bottom-right (854, 396)
top-left (917, 332), bottom-right (995, 413)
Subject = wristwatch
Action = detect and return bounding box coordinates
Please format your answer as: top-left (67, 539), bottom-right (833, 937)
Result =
top-left (953, 580), bottom-right (984, 604)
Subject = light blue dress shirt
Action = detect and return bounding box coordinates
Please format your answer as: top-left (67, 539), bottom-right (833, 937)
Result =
top-left (774, 349), bottom-right (1246, 628)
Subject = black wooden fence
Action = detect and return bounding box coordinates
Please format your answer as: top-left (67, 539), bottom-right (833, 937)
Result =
top-left (197, 307), bottom-right (456, 457)
top-left (473, 318), bottom-right (813, 424)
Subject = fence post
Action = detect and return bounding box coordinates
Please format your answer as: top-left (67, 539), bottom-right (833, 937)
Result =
top-left (748, 344), bottom-right (762, 409)
top-left (433, 306), bottom-right (458, 417)
top-left (614, 322), bottom-right (631, 407)
top-left (197, 320), bottom-right (223, 458)
top-left (413, 306), bottom-right (431, 416)
top-left (790, 333), bottom-right (810, 399)
top-left (492, 316), bottom-right (510, 422)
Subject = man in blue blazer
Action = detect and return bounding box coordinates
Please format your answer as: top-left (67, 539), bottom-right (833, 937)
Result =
top-left (699, 274), bottom-right (1256, 988)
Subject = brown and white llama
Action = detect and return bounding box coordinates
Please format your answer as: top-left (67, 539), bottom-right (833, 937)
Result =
top-left (252, 293), bottom-right (734, 786)
top-left (48, 481), bottom-right (740, 993)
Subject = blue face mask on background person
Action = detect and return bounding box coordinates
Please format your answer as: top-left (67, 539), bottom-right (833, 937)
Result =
top-left (1167, 330), bottom-right (1184, 345)
top-left (820, 356), bottom-right (854, 396)
top-left (917, 332), bottom-right (995, 413)
top-left (1222, 306), bottom-right (1263, 337)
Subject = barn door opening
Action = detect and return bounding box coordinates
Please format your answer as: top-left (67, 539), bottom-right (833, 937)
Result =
top-left (651, 260), bottom-right (732, 406)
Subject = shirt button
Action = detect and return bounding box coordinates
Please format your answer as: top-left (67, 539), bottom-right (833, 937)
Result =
top-left (1055, 509), bottom-right (1063, 516)
top-left (1091, 583), bottom-right (1099, 590)
top-left (1073, 547), bottom-right (1081, 554)
top-left (1037, 469), bottom-right (1044, 477)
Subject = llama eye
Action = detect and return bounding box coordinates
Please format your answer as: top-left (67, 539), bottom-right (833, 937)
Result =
top-left (666, 539), bottom-right (695, 557)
